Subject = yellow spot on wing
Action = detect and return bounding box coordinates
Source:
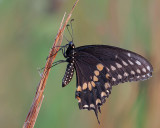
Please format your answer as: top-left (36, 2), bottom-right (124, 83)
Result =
top-left (122, 60), bottom-right (128, 66)
top-left (111, 65), bottom-right (116, 71)
top-left (91, 81), bottom-right (96, 87)
top-left (93, 76), bottom-right (98, 81)
top-left (88, 82), bottom-right (92, 91)
top-left (106, 74), bottom-right (110, 79)
top-left (142, 68), bottom-right (146, 73)
top-left (96, 99), bottom-right (101, 105)
top-left (82, 83), bottom-right (87, 90)
top-left (116, 63), bottom-right (122, 68)
top-left (106, 67), bottom-right (110, 72)
top-left (94, 70), bottom-right (99, 76)
top-left (90, 104), bottom-right (95, 108)
top-left (101, 92), bottom-right (107, 97)
top-left (118, 74), bottom-right (122, 79)
top-left (128, 60), bottom-right (134, 65)
top-left (83, 105), bottom-right (89, 108)
top-left (77, 86), bottom-right (82, 92)
top-left (147, 66), bottom-right (151, 71)
top-left (96, 63), bottom-right (104, 71)
top-left (124, 72), bottom-right (129, 77)
top-left (112, 77), bottom-right (116, 81)
top-left (131, 70), bottom-right (135, 75)
top-left (104, 82), bottom-right (110, 89)
top-left (137, 69), bottom-right (141, 73)
top-left (106, 90), bottom-right (110, 94)
top-left (76, 96), bottom-right (81, 102)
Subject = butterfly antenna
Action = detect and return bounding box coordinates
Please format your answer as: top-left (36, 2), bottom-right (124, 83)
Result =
top-left (66, 24), bottom-right (73, 42)
top-left (63, 34), bottom-right (70, 42)
top-left (70, 19), bottom-right (74, 41)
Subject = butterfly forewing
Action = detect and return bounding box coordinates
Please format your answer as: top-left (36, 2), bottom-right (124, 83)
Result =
top-left (75, 45), bottom-right (153, 85)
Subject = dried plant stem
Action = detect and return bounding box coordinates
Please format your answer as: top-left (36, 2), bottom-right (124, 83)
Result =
top-left (23, 0), bottom-right (79, 128)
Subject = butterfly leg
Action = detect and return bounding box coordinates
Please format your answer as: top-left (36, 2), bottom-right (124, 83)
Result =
top-left (51, 60), bottom-right (67, 68)
top-left (62, 46), bottom-right (68, 58)
top-left (46, 44), bottom-right (69, 60)
top-left (38, 60), bottom-right (67, 72)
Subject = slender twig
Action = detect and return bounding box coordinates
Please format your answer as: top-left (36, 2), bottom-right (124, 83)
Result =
top-left (23, 0), bottom-right (79, 128)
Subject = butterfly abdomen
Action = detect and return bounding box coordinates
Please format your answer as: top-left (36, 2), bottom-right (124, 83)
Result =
top-left (62, 60), bottom-right (75, 87)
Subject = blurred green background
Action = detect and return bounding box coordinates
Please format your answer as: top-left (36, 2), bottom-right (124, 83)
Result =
top-left (0, 0), bottom-right (160, 128)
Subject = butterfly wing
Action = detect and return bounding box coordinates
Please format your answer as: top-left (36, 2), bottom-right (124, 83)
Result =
top-left (75, 45), bottom-right (153, 84)
top-left (74, 52), bottom-right (112, 123)
top-left (73, 45), bottom-right (153, 122)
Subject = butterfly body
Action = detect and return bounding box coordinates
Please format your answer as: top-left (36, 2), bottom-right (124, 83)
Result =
top-left (62, 42), bottom-right (76, 87)
top-left (61, 41), bottom-right (153, 123)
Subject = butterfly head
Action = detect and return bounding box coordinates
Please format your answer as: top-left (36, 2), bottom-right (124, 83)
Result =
top-left (69, 41), bottom-right (75, 48)
top-left (65, 41), bottom-right (76, 57)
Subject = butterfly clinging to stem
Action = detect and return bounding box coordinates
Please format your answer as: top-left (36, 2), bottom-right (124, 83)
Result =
top-left (50, 21), bottom-right (153, 124)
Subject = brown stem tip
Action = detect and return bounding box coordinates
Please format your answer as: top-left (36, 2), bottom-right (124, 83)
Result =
top-left (23, 0), bottom-right (79, 128)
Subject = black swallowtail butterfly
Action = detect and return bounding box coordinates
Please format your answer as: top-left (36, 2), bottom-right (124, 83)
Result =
top-left (56, 41), bottom-right (153, 123)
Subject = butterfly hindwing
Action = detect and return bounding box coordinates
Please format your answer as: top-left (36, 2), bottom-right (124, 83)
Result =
top-left (74, 51), bottom-right (112, 122)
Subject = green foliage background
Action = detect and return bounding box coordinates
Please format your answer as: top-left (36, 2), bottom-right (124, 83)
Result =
top-left (0, 0), bottom-right (160, 128)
